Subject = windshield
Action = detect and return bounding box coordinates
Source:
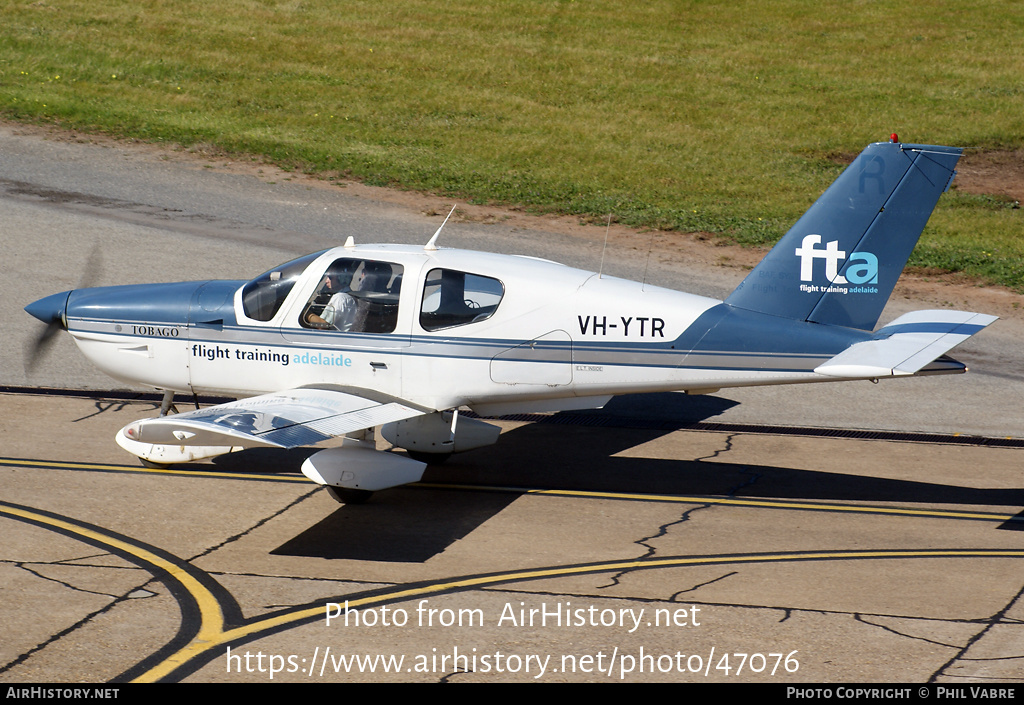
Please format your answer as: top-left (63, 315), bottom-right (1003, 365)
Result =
top-left (240, 251), bottom-right (325, 322)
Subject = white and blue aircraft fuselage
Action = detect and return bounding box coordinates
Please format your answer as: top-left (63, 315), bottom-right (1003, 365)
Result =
top-left (25, 140), bottom-right (996, 502)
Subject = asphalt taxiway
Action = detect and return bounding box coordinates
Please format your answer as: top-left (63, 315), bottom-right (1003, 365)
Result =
top-left (2, 391), bottom-right (1023, 682)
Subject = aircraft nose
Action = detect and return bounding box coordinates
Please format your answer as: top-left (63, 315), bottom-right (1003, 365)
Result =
top-left (25, 291), bottom-right (72, 328)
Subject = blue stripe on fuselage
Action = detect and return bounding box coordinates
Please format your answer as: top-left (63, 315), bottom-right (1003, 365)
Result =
top-left (69, 300), bottom-right (875, 376)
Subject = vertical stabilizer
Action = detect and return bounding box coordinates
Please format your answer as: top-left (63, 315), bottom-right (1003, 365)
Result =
top-left (726, 141), bottom-right (961, 330)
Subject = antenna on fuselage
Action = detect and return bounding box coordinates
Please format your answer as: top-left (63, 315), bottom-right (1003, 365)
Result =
top-left (598, 213), bottom-right (613, 278)
top-left (424, 204), bottom-right (457, 251)
top-left (641, 228), bottom-right (656, 292)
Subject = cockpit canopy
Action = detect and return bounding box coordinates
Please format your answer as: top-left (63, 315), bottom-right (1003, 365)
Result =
top-left (239, 248), bottom-right (507, 333)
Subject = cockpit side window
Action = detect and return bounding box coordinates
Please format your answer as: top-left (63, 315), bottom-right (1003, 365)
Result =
top-left (300, 257), bottom-right (404, 333)
top-left (419, 269), bottom-right (504, 331)
top-left (240, 251), bottom-right (324, 322)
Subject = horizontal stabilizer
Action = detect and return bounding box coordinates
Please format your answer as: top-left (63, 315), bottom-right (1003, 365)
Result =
top-left (814, 310), bottom-right (997, 378)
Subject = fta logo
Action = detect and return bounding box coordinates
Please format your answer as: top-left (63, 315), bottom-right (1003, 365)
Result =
top-left (795, 234), bottom-right (878, 285)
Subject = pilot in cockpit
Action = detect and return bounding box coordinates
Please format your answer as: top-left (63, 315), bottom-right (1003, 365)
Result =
top-left (304, 260), bottom-right (399, 332)
top-left (305, 261), bottom-right (360, 330)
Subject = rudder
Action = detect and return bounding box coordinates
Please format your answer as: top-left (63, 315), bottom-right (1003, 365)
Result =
top-left (726, 141), bottom-right (961, 330)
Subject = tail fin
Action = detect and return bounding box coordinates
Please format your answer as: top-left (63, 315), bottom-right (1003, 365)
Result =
top-left (726, 141), bottom-right (961, 330)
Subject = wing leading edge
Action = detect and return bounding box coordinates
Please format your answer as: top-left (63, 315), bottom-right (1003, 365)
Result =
top-left (115, 387), bottom-right (430, 464)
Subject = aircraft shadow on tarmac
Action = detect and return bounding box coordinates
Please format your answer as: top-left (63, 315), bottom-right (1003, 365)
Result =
top-left (265, 393), bottom-right (1024, 562)
top-left (211, 446), bottom-right (321, 474)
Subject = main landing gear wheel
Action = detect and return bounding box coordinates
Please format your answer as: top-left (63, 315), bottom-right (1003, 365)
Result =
top-left (326, 486), bottom-right (374, 504)
top-left (140, 459), bottom-right (172, 469)
top-left (405, 450), bottom-right (452, 465)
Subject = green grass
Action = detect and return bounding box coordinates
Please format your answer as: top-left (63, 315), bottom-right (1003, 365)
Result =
top-left (2, 0), bottom-right (1022, 290)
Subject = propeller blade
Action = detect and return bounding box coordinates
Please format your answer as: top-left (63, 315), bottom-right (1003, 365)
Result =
top-left (23, 244), bottom-right (102, 375)
top-left (24, 318), bottom-right (64, 374)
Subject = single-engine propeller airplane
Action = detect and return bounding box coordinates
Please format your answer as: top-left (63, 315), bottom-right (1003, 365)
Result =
top-left (26, 138), bottom-right (996, 502)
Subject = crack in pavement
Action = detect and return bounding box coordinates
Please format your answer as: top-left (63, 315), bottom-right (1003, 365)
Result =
top-left (598, 434), bottom-right (743, 590)
top-left (930, 581), bottom-right (1024, 682)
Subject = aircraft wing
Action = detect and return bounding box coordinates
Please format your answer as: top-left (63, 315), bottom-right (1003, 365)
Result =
top-left (119, 387), bottom-right (431, 449)
top-left (814, 310), bottom-right (998, 379)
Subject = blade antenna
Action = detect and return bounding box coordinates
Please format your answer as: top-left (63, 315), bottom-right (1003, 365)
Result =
top-left (641, 228), bottom-right (655, 292)
top-left (598, 213), bottom-right (612, 278)
top-left (424, 204), bottom-right (457, 251)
